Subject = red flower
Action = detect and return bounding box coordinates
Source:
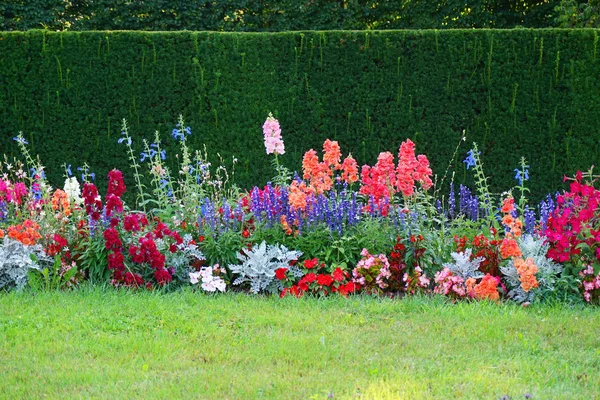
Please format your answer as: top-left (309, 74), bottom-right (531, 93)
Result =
top-left (82, 182), bottom-right (102, 221)
top-left (103, 228), bottom-right (122, 250)
top-left (275, 267), bottom-right (288, 280)
top-left (123, 214), bottom-right (141, 232)
top-left (303, 258), bottom-right (319, 269)
top-left (302, 273), bottom-right (317, 283)
top-left (105, 194), bottom-right (123, 216)
top-left (107, 251), bottom-right (125, 271)
top-left (317, 274), bottom-right (334, 286)
top-left (333, 267), bottom-right (345, 282)
top-left (338, 282), bottom-right (357, 297)
top-left (281, 285), bottom-right (304, 298)
top-left (124, 271), bottom-right (144, 287)
top-left (107, 169), bottom-right (126, 198)
top-left (154, 268), bottom-right (172, 286)
top-left (242, 229), bottom-right (250, 238)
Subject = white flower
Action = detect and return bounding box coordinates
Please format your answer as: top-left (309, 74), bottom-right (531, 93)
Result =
top-left (189, 271), bottom-right (201, 285)
top-left (63, 177), bottom-right (83, 205)
top-left (190, 266), bottom-right (226, 293)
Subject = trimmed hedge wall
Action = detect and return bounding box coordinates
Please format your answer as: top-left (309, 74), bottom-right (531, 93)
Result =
top-left (1, 29), bottom-right (599, 199)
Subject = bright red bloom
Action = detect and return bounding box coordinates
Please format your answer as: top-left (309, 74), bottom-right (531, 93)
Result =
top-left (303, 258), bottom-right (319, 269)
top-left (123, 214), bottom-right (142, 232)
top-left (333, 267), bottom-right (345, 282)
top-left (105, 194), bottom-right (123, 216)
top-left (317, 274), bottom-right (334, 286)
top-left (302, 273), bottom-right (317, 283)
top-left (275, 267), bottom-right (288, 280)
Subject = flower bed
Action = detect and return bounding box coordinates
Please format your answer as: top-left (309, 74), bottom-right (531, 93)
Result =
top-left (1, 115), bottom-right (599, 305)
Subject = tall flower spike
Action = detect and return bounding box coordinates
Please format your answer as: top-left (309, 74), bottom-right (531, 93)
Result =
top-left (263, 113), bottom-right (285, 155)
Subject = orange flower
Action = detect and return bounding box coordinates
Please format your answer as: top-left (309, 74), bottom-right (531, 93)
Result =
top-left (465, 277), bottom-right (477, 296)
top-left (323, 139), bottom-right (342, 169)
top-left (302, 149), bottom-right (320, 181)
top-left (502, 214), bottom-right (515, 227)
top-left (473, 274), bottom-right (500, 301)
top-left (513, 257), bottom-right (539, 292)
top-left (501, 197), bottom-right (515, 214)
top-left (280, 215), bottom-right (293, 236)
top-left (51, 189), bottom-right (72, 217)
top-left (341, 155), bottom-right (359, 184)
top-left (289, 180), bottom-right (312, 211)
top-left (7, 219), bottom-right (42, 246)
top-left (0, 229), bottom-right (4, 239)
top-left (501, 198), bottom-right (523, 238)
top-left (500, 235), bottom-right (522, 259)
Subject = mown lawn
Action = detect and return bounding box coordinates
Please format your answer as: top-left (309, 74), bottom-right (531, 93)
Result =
top-left (0, 289), bottom-right (598, 399)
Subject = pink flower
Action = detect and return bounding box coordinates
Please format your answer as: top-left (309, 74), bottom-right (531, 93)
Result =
top-left (263, 114), bottom-right (285, 155)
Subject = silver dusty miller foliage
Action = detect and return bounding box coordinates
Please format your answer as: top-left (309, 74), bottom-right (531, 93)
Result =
top-left (0, 238), bottom-right (52, 291)
top-left (443, 248), bottom-right (484, 279)
top-left (229, 241), bottom-right (302, 294)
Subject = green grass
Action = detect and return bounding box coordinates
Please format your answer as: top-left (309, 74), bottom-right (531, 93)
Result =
top-left (0, 289), bottom-right (599, 399)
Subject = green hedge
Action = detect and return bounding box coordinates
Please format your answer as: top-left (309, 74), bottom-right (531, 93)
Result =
top-left (1, 29), bottom-right (599, 199)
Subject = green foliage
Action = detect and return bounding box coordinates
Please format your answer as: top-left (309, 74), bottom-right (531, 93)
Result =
top-left (0, 1), bottom-right (562, 32)
top-left (555, 0), bottom-right (600, 27)
top-left (1, 30), bottom-right (600, 200)
top-left (27, 255), bottom-right (78, 292)
top-left (73, 235), bottom-right (110, 283)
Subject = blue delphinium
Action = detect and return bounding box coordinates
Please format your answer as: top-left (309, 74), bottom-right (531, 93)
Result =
top-left (524, 206), bottom-right (536, 234)
top-left (448, 182), bottom-right (456, 219)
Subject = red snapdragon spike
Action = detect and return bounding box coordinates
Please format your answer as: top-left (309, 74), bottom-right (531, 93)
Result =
top-left (107, 169), bottom-right (126, 198)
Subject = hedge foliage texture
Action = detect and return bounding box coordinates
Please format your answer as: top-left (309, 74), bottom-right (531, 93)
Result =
top-left (1, 29), bottom-right (599, 198)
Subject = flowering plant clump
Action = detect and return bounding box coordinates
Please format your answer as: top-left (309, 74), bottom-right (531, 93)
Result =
top-left (387, 236), bottom-right (430, 294)
top-left (0, 115), bottom-right (597, 305)
top-left (544, 171), bottom-right (600, 279)
top-left (467, 274), bottom-right (501, 301)
top-left (500, 234), bottom-right (562, 303)
top-left (189, 264), bottom-right (226, 293)
top-left (7, 220), bottom-right (42, 246)
top-left (352, 249), bottom-right (392, 294)
top-left (579, 265), bottom-right (600, 303)
top-left (454, 233), bottom-right (501, 276)
top-left (360, 139), bottom-right (433, 212)
top-left (433, 268), bottom-right (468, 299)
top-left (279, 258), bottom-right (357, 298)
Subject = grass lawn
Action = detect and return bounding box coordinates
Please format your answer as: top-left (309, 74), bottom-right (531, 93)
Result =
top-left (0, 289), bottom-right (599, 399)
